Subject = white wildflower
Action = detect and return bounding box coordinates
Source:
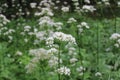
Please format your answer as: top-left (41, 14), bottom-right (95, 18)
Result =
top-left (70, 58), bottom-right (78, 63)
top-left (114, 43), bottom-right (119, 48)
top-left (30, 3), bottom-right (37, 8)
top-left (53, 32), bottom-right (76, 44)
top-left (24, 25), bottom-right (31, 32)
top-left (84, 0), bottom-right (90, 4)
top-left (110, 33), bottom-right (120, 40)
top-left (95, 72), bottom-right (102, 77)
top-left (56, 66), bottom-right (71, 76)
top-left (76, 66), bottom-right (86, 72)
top-left (67, 17), bottom-right (77, 23)
top-left (82, 5), bottom-right (96, 12)
top-left (48, 56), bottom-right (62, 67)
top-left (61, 6), bottom-right (69, 12)
top-left (46, 37), bottom-right (54, 46)
top-left (16, 51), bottom-right (23, 56)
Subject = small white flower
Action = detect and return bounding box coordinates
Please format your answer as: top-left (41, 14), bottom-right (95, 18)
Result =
top-left (24, 38), bottom-right (28, 43)
top-left (61, 6), bottom-right (69, 12)
top-left (16, 51), bottom-right (23, 56)
top-left (70, 58), bottom-right (78, 63)
top-left (84, 0), bottom-right (90, 4)
top-left (56, 66), bottom-right (71, 76)
top-left (76, 66), bottom-right (86, 72)
top-left (46, 37), bottom-right (54, 46)
top-left (95, 72), bottom-right (102, 77)
top-left (117, 39), bottom-right (120, 44)
top-left (110, 33), bottom-right (120, 40)
top-left (24, 26), bottom-right (31, 32)
top-left (48, 56), bottom-right (62, 67)
top-left (53, 32), bottom-right (76, 44)
top-left (30, 3), bottom-right (37, 8)
top-left (114, 43), bottom-right (119, 48)
top-left (81, 22), bottom-right (90, 29)
top-left (67, 17), bottom-right (77, 23)
top-left (118, 2), bottom-right (120, 7)
top-left (82, 5), bottom-right (96, 12)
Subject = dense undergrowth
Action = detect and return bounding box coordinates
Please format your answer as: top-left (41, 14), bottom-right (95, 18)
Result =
top-left (0, 0), bottom-right (120, 80)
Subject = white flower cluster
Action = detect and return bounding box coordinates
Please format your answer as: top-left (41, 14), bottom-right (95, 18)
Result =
top-left (77, 22), bottom-right (90, 34)
top-left (24, 25), bottom-right (31, 32)
top-left (39, 0), bottom-right (54, 7)
top-left (35, 8), bottom-right (54, 16)
top-left (102, 0), bottom-right (110, 6)
top-left (66, 46), bottom-right (77, 56)
top-left (46, 37), bottom-right (54, 47)
top-left (84, 0), bottom-right (90, 4)
top-left (29, 48), bottom-right (51, 60)
top-left (82, 5), bottom-right (96, 12)
top-left (46, 32), bottom-right (76, 47)
top-left (0, 27), bottom-right (15, 42)
top-left (15, 51), bottom-right (23, 56)
top-left (54, 22), bottom-right (63, 30)
top-left (35, 31), bottom-right (47, 41)
top-left (61, 6), bottom-right (69, 12)
top-left (38, 16), bottom-right (63, 30)
top-left (76, 66), bottom-right (86, 76)
top-left (118, 1), bottom-right (120, 7)
top-left (0, 15), bottom-right (14, 42)
top-left (30, 3), bottom-right (37, 8)
top-left (95, 72), bottom-right (102, 77)
top-left (110, 33), bottom-right (120, 48)
top-left (70, 57), bottom-right (78, 63)
top-left (35, 0), bottom-right (54, 17)
top-left (39, 16), bottom-right (54, 27)
top-left (56, 66), bottom-right (71, 76)
top-left (72, 0), bottom-right (80, 10)
top-left (26, 47), bottom-right (60, 73)
top-left (48, 56), bottom-right (62, 67)
top-left (67, 17), bottom-right (77, 23)
top-left (25, 62), bottom-right (37, 73)
top-left (53, 32), bottom-right (76, 44)
top-left (0, 14), bottom-right (10, 26)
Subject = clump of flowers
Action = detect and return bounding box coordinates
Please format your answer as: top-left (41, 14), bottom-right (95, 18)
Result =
top-left (77, 22), bottom-right (90, 34)
top-left (26, 48), bottom-right (58, 73)
top-left (76, 66), bottom-right (86, 76)
top-left (0, 14), bottom-right (10, 27)
top-left (56, 66), bottom-right (71, 76)
top-left (110, 33), bottom-right (120, 48)
top-left (82, 5), bottom-right (96, 12)
top-left (95, 72), bottom-right (102, 77)
top-left (48, 56), bottom-right (62, 67)
top-left (72, 0), bottom-right (80, 11)
top-left (53, 32), bottom-right (76, 44)
top-left (46, 32), bottom-right (76, 48)
top-left (102, 0), bottom-right (110, 6)
top-left (84, 0), bottom-right (90, 4)
top-left (118, 1), bottom-right (120, 7)
top-left (35, 7), bottom-right (54, 16)
top-left (61, 6), bottom-right (69, 12)
top-left (30, 2), bottom-right (37, 8)
top-left (67, 17), bottom-right (77, 23)
top-left (15, 51), bottom-right (23, 56)
top-left (29, 48), bottom-right (51, 60)
top-left (38, 16), bottom-right (54, 27)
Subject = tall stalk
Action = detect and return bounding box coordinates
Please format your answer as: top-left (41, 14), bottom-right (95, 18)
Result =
top-left (58, 43), bottom-right (61, 80)
top-left (76, 29), bottom-right (84, 80)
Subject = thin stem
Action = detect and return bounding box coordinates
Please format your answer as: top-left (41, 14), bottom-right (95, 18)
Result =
top-left (77, 30), bottom-right (84, 80)
top-left (58, 43), bottom-right (61, 80)
top-left (96, 22), bottom-right (99, 69)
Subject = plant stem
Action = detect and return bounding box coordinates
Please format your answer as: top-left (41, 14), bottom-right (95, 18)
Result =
top-left (58, 43), bottom-right (61, 80)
